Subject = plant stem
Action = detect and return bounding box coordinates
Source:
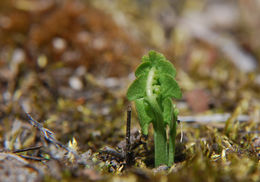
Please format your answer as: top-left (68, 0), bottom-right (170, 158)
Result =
top-left (125, 105), bottom-right (131, 166)
top-left (146, 67), bottom-right (168, 167)
top-left (154, 114), bottom-right (168, 167)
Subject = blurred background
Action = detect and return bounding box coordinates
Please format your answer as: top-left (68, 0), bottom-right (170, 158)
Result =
top-left (0, 0), bottom-right (259, 181)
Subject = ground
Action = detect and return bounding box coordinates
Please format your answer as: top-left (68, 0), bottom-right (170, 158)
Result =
top-left (0, 0), bottom-right (259, 181)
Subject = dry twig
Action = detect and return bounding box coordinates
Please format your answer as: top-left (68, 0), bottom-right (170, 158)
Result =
top-left (25, 112), bottom-right (79, 160)
top-left (179, 113), bottom-right (249, 123)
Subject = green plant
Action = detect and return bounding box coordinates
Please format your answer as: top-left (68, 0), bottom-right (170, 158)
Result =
top-left (127, 50), bottom-right (182, 167)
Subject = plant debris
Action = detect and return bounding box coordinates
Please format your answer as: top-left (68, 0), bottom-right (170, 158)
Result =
top-left (0, 0), bottom-right (259, 181)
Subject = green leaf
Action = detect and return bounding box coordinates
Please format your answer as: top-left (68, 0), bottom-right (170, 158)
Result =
top-left (127, 74), bottom-right (147, 101)
top-left (135, 99), bottom-right (152, 135)
top-left (139, 51), bottom-right (176, 77)
top-left (141, 55), bottom-right (150, 62)
top-left (162, 98), bottom-right (173, 126)
top-left (155, 60), bottom-right (177, 77)
top-left (173, 104), bottom-right (179, 119)
top-left (160, 74), bottom-right (182, 99)
top-left (148, 50), bottom-right (166, 64)
top-left (135, 62), bottom-right (151, 77)
top-left (144, 99), bottom-right (156, 122)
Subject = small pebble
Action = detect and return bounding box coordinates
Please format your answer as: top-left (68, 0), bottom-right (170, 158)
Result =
top-left (69, 76), bottom-right (83, 90)
top-left (52, 37), bottom-right (67, 51)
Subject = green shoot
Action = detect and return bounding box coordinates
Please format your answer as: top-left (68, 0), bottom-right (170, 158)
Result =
top-left (127, 50), bottom-right (182, 167)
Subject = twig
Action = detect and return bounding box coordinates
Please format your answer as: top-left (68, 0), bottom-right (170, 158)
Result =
top-left (0, 153), bottom-right (43, 177)
top-left (99, 146), bottom-right (124, 160)
top-left (0, 153), bottom-right (29, 165)
top-left (13, 146), bottom-right (42, 153)
top-left (125, 105), bottom-right (131, 166)
top-left (18, 155), bottom-right (47, 161)
top-left (12, 145), bottom-right (47, 162)
top-left (25, 113), bottom-right (64, 148)
top-left (25, 112), bottom-right (79, 160)
top-left (178, 113), bottom-right (250, 123)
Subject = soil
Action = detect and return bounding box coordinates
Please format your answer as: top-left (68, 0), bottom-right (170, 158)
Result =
top-left (0, 0), bottom-right (259, 181)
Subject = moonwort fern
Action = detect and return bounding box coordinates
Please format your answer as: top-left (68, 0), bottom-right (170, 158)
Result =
top-left (127, 50), bottom-right (182, 167)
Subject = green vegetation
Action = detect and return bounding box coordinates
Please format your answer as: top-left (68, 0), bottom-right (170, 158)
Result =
top-left (127, 51), bottom-right (182, 167)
